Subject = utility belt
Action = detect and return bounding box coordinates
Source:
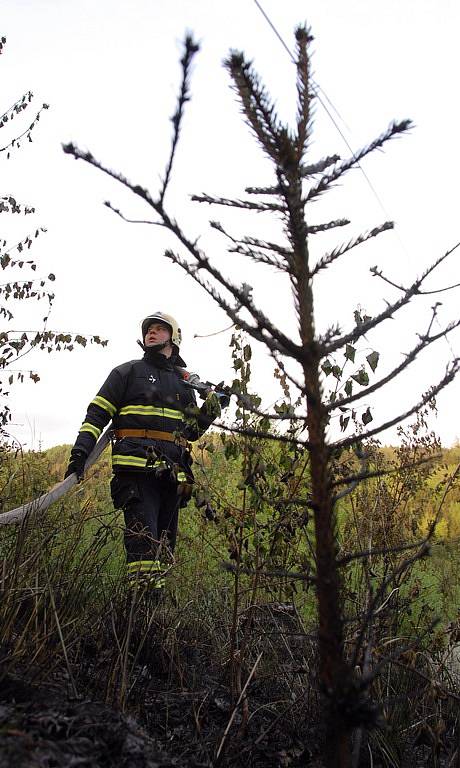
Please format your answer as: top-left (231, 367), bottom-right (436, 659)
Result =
top-left (114, 428), bottom-right (191, 451)
top-left (113, 429), bottom-right (193, 501)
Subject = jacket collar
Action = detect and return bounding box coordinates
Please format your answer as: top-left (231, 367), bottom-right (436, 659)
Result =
top-left (142, 348), bottom-right (187, 369)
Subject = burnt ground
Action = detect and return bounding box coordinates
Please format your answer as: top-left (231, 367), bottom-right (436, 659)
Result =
top-left (0, 664), bottom-right (317, 768)
top-left (1, 604), bottom-right (458, 767)
top-left (0, 605), bottom-right (322, 768)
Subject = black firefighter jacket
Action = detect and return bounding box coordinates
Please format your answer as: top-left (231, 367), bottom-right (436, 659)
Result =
top-left (71, 349), bottom-right (215, 475)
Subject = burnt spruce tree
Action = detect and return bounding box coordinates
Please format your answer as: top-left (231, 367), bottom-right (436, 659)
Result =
top-left (63, 29), bottom-right (460, 768)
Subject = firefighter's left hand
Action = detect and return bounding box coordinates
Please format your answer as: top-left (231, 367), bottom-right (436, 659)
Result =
top-left (65, 449), bottom-right (86, 482)
top-left (215, 382), bottom-right (231, 409)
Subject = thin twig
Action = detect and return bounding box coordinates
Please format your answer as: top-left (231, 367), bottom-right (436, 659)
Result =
top-left (215, 652), bottom-right (263, 762)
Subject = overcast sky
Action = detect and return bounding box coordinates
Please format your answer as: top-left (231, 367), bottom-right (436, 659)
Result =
top-left (2, 0), bottom-right (459, 451)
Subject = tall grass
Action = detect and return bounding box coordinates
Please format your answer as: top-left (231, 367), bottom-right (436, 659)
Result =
top-left (1, 436), bottom-right (460, 764)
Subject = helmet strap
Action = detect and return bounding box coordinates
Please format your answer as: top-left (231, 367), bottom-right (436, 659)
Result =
top-left (138, 339), bottom-right (172, 354)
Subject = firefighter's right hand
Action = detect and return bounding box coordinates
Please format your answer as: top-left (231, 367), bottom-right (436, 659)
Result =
top-left (65, 449), bottom-right (86, 482)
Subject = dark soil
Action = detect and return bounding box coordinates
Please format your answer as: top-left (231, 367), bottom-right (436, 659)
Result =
top-left (0, 605), bottom-right (321, 767)
top-left (0, 670), bottom-right (317, 768)
top-left (2, 605), bottom-right (456, 767)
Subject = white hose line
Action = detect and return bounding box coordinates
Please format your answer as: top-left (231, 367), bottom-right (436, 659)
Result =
top-left (0, 427), bottom-right (113, 526)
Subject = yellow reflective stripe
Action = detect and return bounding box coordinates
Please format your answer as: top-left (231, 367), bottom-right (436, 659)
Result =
top-left (127, 559), bottom-right (165, 589)
top-left (163, 407), bottom-right (183, 420)
top-left (112, 455), bottom-right (147, 468)
top-left (79, 422), bottom-right (101, 440)
top-left (118, 405), bottom-right (182, 420)
top-left (127, 560), bottom-right (161, 573)
top-left (118, 405), bottom-right (158, 415)
top-left (92, 395), bottom-right (116, 417)
top-left (112, 456), bottom-right (171, 469)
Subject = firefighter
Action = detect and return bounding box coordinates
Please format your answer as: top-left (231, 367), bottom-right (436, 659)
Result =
top-left (65, 311), bottom-right (228, 593)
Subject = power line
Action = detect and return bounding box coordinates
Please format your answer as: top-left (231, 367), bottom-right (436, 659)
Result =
top-left (252, 0), bottom-right (459, 363)
top-left (252, 0), bottom-right (391, 222)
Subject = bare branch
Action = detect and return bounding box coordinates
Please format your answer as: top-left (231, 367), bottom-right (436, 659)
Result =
top-left (224, 50), bottom-right (295, 169)
top-left (192, 192), bottom-right (285, 212)
top-left (312, 222), bottom-right (394, 275)
top-left (350, 541), bottom-right (432, 670)
top-left (62, 143), bottom-right (301, 358)
top-left (245, 184), bottom-right (281, 195)
top-left (221, 560), bottom-right (316, 583)
top-left (294, 25), bottom-right (314, 158)
top-left (218, 421), bottom-right (310, 449)
top-left (163, 247), bottom-right (298, 356)
top-left (210, 222), bottom-right (290, 268)
top-left (300, 154), bottom-right (341, 177)
top-left (238, 234), bottom-right (292, 257)
top-left (228, 245), bottom-right (286, 272)
top-left (307, 218), bottom-right (350, 234)
top-left (305, 120), bottom-right (413, 203)
top-left (62, 143), bottom-right (157, 207)
top-left (371, 241), bottom-right (460, 294)
top-left (337, 537), bottom-right (428, 567)
top-left (159, 35), bottom-right (200, 205)
top-left (330, 452), bottom-right (440, 490)
top-left (323, 245), bottom-right (457, 355)
top-left (103, 201), bottom-right (161, 226)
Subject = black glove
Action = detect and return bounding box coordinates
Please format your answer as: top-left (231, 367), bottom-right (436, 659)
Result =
top-left (65, 449), bottom-right (87, 481)
top-left (216, 392), bottom-right (230, 409)
top-left (215, 382), bottom-right (231, 409)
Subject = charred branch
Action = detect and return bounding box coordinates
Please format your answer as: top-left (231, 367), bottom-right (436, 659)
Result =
top-left (305, 120), bottom-right (413, 203)
top-left (312, 222), bottom-right (394, 275)
top-left (294, 25), bottom-right (314, 158)
top-left (191, 192), bottom-right (285, 212)
top-left (300, 154), bottom-right (341, 177)
top-left (159, 35), bottom-right (199, 206)
top-left (61, 143), bottom-right (301, 359)
top-left (224, 51), bottom-right (296, 171)
top-left (222, 560), bottom-right (316, 584)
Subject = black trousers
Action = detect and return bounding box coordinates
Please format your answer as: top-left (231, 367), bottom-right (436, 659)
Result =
top-left (110, 471), bottom-right (180, 564)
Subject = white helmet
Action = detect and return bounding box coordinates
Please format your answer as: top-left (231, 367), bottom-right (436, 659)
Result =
top-left (141, 311), bottom-right (182, 351)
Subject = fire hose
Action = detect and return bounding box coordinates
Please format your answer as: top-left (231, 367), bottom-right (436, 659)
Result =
top-left (0, 425), bottom-right (113, 527)
top-left (0, 375), bottom-right (232, 527)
